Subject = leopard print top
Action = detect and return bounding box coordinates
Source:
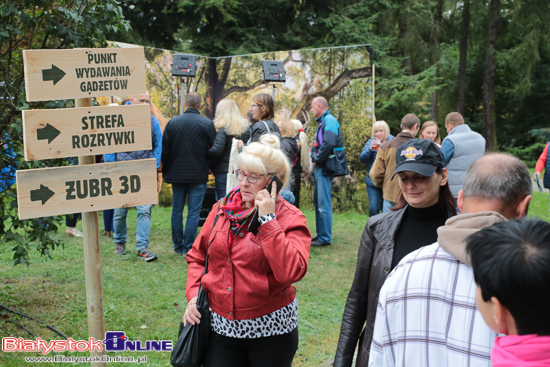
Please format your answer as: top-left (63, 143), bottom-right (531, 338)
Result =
top-left (211, 299), bottom-right (298, 338)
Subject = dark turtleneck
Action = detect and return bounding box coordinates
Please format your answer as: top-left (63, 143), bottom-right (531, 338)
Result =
top-left (391, 203), bottom-right (447, 269)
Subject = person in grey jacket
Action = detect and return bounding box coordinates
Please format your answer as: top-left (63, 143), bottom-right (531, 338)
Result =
top-left (440, 112), bottom-right (485, 200)
top-left (334, 139), bottom-right (456, 367)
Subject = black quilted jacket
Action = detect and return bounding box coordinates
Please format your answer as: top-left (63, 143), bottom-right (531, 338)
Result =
top-left (161, 108), bottom-right (216, 183)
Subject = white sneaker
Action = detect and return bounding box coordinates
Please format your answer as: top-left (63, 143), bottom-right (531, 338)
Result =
top-left (66, 227), bottom-right (83, 238)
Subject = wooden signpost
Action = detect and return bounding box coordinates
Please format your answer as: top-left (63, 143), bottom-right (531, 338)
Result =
top-left (23, 48), bottom-right (146, 101)
top-left (22, 104), bottom-right (151, 160)
top-left (16, 159), bottom-right (157, 220)
top-left (18, 46), bottom-right (155, 366)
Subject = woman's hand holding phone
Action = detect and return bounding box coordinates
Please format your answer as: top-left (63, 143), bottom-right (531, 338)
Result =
top-left (254, 182), bottom-right (277, 217)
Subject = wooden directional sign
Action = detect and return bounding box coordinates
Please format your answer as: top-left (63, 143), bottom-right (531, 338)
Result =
top-left (22, 104), bottom-right (152, 160)
top-left (23, 48), bottom-right (146, 101)
top-left (16, 159), bottom-right (158, 220)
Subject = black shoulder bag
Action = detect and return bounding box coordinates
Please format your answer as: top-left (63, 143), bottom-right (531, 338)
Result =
top-left (170, 209), bottom-right (221, 367)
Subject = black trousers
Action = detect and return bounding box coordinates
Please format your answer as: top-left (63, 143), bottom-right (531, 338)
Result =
top-left (65, 213), bottom-right (80, 227)
top-left (204, 328), bottom-right (299, 367)
top-left (291, 171), bottom-right (301, 208)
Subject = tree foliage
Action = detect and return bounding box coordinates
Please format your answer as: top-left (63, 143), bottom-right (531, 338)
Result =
top-left (1, 0), bottom-right (129, 265)
top-left (5, 0), bottom-right (550, 263)
top-left (111, 0), bottom-right (550, 152)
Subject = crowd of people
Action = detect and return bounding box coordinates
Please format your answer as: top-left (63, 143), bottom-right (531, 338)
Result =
top-left (174, 93), bottom-right (549, 366)
top-left (102, 91), bottom-right (315, 264)
top-left (341, 112), bottom-right (550, 366)
top-left (9, 89), bottom-right (547, 366)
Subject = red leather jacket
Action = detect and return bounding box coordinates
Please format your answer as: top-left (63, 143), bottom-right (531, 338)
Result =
top-left (186, 195), bottom-right (311, 321)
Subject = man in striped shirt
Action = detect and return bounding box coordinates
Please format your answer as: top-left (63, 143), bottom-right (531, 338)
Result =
top-left (369, 153), bottom-right (532, 367)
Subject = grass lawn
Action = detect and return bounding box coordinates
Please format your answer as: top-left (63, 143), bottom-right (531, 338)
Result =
top-left (1, 188), bottom-right (548, 366)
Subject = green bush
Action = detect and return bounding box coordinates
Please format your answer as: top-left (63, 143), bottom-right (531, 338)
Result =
top-left (507, 142), bottom-right (546, 168)
top-left (299, 179), bottom-right (369, 215)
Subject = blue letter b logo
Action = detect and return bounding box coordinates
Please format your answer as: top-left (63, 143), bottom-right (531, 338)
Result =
top-left (103, 331), bottom-right (126, 351)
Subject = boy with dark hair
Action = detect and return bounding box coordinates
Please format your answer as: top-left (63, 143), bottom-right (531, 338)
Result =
top-left (466, 218), bottom-right (550, 366)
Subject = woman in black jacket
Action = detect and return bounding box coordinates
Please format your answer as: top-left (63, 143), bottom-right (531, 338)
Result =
top-left (334, 139), bottom-right (457, 367)
top-left (238, 93), bottom-right (280, 148)
top-left (208, 99), bottom-right (249, 200)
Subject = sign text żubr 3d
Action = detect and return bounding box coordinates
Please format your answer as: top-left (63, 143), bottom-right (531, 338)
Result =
top-left (16, 159), bottom-right (157, 220)
top-left (23, 48), bottom-right (146, 101)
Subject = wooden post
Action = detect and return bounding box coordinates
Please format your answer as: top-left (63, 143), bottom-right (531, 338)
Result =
top-left (76, 97), bottom-right (106, 367)
top-left (372, 64), bottom-right (376, 124)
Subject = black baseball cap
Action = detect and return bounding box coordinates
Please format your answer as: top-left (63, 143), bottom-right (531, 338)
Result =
top-left (391, 139), bottom-right (445, 180)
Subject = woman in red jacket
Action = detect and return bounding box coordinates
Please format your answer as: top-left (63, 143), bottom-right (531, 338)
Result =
top-left (184, 134), bottom-right (311, 367)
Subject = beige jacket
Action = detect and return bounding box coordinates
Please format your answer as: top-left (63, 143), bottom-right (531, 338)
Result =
top-left (369, 132), bottom-right (415, 202)
top-left (438, 210), bottom-right (508, 266)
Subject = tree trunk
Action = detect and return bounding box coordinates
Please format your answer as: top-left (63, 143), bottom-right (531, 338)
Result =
top-left (204, 58), bottom-right (217, 120)
top-left (398, 12), bottom-right (412, 75)
top-left (216, 57), bottom-right (232, 105)
top-left (457, 0), bottom-right (470, 115)
top-left (482, 0), bottom-right (500, 151)
top-left (432, 0), bottom-right (443, 121)
top-left (203, 57), bottom-right (233, 119)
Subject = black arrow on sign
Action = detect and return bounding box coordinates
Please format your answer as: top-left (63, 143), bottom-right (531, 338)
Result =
top-left (30, 184), bottom-right (55, 205)
top-left (37, 123), bottom-right (61, 144)
top-left (42, 64), bottom-right (66, 85)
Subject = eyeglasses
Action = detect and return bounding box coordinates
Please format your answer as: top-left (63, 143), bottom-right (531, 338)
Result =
top-left (235, 169), bottom-right (273, 184)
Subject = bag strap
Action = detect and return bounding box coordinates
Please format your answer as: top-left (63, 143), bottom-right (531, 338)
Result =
top-left (203, 204), bottom-right (221, 276)
top-left (262, 120), bottom-right (271, 133)
top-left (246, 125), bottom-right (253, 145)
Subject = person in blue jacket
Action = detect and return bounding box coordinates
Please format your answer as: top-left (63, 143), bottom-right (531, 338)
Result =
top-left (104, 92), bottom-right (162, 262)
top-left (310, 97), bottom-right (348, 247)
top-left (359, 120), bottom-right (394, 217)
top-left (1, 133), bottom-right (16, 230)
top-left (1, 133), bottom-right (16, 193)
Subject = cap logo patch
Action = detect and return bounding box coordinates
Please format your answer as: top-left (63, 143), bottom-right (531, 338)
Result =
top-left (401, 146), bottom-right (423, 160)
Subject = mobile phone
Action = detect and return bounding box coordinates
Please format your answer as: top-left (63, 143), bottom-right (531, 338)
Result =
top-left (248, 176), bottom-right (283, 235)
top-left (265, 175), bottom-right (284, 196)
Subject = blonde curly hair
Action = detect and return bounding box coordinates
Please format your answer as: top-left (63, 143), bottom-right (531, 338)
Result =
top-left (236, 134), bottom-right (290, 188)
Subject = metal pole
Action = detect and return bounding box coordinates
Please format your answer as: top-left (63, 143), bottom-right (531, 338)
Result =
top-left (180, 77), bottom-right (186, 115)
top-left (76, 97), bottom-right (106, 367)
top-left (272, 84), bottom-right (277, 100)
